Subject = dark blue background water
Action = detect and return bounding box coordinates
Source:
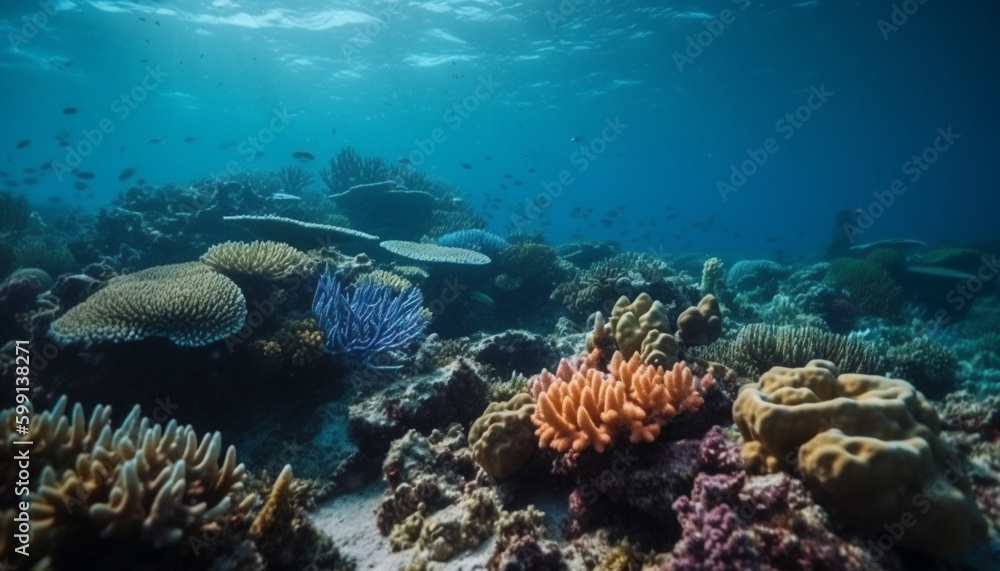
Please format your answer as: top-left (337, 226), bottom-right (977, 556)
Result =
top-left (1, 0), bottom-right (997, 262)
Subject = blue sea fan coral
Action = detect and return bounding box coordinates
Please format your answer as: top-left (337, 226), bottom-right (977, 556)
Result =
top-left (436, 229), bottom-right (508, 256)
top-left (312, 269), bottom-right (427, 367)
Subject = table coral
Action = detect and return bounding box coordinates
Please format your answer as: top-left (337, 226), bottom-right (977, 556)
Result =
top-left (733, 359), bottom-right (987, 554)
top-left (48, 262), bottom-right (247, 347)
top-left (531, 351), bottom-right (714, 454)
top-left (200, 240), bottom-right (309, 280)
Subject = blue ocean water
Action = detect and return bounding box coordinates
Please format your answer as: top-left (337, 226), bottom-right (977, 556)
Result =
top-left (3, 0), bottom-right (997, 261)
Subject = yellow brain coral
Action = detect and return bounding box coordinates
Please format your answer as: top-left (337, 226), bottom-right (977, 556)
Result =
top-left (531, 351), bottom-right (713, 454)
top-left (49, 263), bottom-right (247, 347)
top-left (587, 293), bottom-right (679, 368)
top-left (733, 359), bottom-right (987, 554)
top-left (200, 240), bottom-right (308, 279)
top-left (468, 393), bottom-right (537, 479)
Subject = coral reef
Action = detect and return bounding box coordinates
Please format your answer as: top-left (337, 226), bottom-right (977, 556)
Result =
top-left (532, 351), bottom-right (714, 454)
top-left (49, 262), bottom-right (248, 347)
top-left (676, 294), bottom-right (723, 347)
top-left (348, 360), bottom-right (490, 465)
top-left (886, 336), bottom-right (959, 398)
top-left (435, 229), bottom-right (509, 256)
top-left (1, 396), bottom-right (245, 562)
top-left (733, 359), bottom-right (987, 554)
top-left (201, 240), bottom-right (309, 280)
top-left (312, 269), bottom-right (427, 367)
top-left (468, 393), bottom-right (537, 479)
top-left (276, 166), bottom-right (314, 195)
top-left (376, 425), bottom-right (501, 563)
top-left (470, 329), bottom-right (560, 380)
top-left (249, 318), bottom-right (325, 372)
top-left (693, 323), bottom-right (885, 379)
top-left (662, 427), bottom-right (895, 571)
top-left (223, 214), bottom-right (379, 248)
top-left (356, 268), bottom-right (413, 293)
top-left (0, 191), bottom-right (30, 239)
top-left (379, 240), bottom-right (491, 265)
top-left (14, 234), bottom-right (76, 276)
top-left (700, 257), bottom-right (724, 295)
top-left (824, 258), bottom-right (903, 319)
top-left (725, 259), bottom-right (787, 303)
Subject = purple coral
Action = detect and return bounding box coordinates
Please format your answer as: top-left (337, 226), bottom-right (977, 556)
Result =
top-left (312, 269), bottom-right (427, 368)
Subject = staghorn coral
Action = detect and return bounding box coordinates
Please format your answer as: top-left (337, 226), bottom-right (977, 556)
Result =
top-left (0, 396), bottom-right (245, 561)
top-left (468, 393), bottom-right (538, 479)
top-left (49, 262), bottom-right (247, 347)
top-left (276, 166), bottom-right (314, 195)
top-left (379, 240), bottom-right (491, 265)
top-left (200, 240), bottom-right (309, 280)
top-left (733, 359), bottom-right (987, 554)
top-left (531, 351), bottom-right (714, 454)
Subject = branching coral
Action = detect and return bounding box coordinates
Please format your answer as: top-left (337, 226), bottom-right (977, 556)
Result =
top-left (276, 166), bottom-right (314, 195)
top-left (312, 268), bottom-right (427, 367)
top-left (1, 396), bottom-right (245, 561)
top-left (531, 351), bottom-right (714, 454)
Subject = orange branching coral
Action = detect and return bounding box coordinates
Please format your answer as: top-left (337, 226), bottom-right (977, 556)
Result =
top-left (531, 351), bottom-right (714, 454)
